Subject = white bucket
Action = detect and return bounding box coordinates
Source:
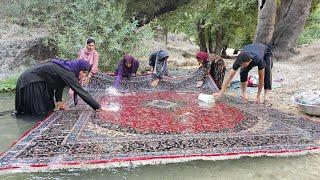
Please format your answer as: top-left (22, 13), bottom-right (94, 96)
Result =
top-left (198, 94), bottom-right (215, 104)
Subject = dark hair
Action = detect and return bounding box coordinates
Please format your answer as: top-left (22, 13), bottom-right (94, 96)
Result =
top-left (236, 52), bottom-right (251, 64)
top-left (86, 37), bottom-right (95, 44)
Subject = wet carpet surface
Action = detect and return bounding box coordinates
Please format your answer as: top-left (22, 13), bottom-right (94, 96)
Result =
top-left (1, 71), bottom-right (320, 173)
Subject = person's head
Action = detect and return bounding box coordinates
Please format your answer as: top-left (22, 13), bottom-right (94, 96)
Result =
top-left (123, 55), bottom-right (134, 68)
top-left (158, 50), bottom-right (169, 61)
top-left (75, 59), bottom-right (90, 79)
top-left (236, 52), bottom-right (252, 68)
top-left (86, 37), bottom-right (95, 52)
top-left (196, 51), bottom-right (208, 65)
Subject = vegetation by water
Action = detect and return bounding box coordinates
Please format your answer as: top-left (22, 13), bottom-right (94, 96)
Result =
top-left (0, 76), bottom-right (18, 93)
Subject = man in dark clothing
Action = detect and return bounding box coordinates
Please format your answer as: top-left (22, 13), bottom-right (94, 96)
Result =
top-left (214, 43), bottom-right (273, 105)
top-left (148, 50), bottom-right (169, 87)
top-left (15, 59), bottom-right (102, 115)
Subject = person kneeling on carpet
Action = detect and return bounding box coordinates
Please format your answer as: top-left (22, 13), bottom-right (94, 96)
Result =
top-left (148, 50), bottom-right (169, 87)
top-left (15, 59), bottom-right (103, 115)
top-left (195, 51), bottom-right (226, 89)
top-left (113, 54), bottom-right (140, 89)
top-left (213, 43), bottom-right (273, 106)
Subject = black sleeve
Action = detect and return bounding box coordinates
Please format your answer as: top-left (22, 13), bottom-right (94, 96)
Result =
top-left (257, 57), bottom-right (266, 70)
top-left (55, 88), bottom-right (63, 102)
top-left (232, 62), bottom-right (240, 70)
top-left (61, 73), bottom-right (101, 110)
top-left (149, 53), bottom-right (156, 67)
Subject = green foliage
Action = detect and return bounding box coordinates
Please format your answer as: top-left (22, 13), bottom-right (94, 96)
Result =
top-left (1, 0), bottom-right (153, 71)
top-left (0, 0), bottom-right (65, 27)
top-left (298, 4), bottom-right (320, 45)
top-left (152, 0), bottom-right (257, 49)
top-left (0, 76), bottom-right (18, 93)
top-left (44, 0), bottom-right (153, 70)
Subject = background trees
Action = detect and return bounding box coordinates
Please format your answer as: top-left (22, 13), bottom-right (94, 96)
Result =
top-left (1, 0), bottom-right (320, 67)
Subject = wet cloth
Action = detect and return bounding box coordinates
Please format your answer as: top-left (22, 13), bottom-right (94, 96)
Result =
top-left (78, 48), bottom-right (99, 74)
top-left (149, 50), bottom-right (169, 78)
top-left (114, 55), bottom-right (139, 88)
top-left (15, 61), bottom-right (100, 115)
top-left (232, 43), bottom-right (273, 90)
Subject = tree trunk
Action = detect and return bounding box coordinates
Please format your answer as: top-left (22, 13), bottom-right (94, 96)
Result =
top-left (221, 43), bottom-right (229, 58)
top-left (207, 26), bottom-right (214, 53)
top-left (213, 26), bottom-right (224, 55)
top-left (271, 0), bottom-right (312, 59)
top-left (254, 0), bottom-right (276, 43)
top-left (197, 19), bottom-right (207, 52)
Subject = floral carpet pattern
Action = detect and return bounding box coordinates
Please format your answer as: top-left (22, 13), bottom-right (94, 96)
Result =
top-left (0, 70), bottom-right (320, 173)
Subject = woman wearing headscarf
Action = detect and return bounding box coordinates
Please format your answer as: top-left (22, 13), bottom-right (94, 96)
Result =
top-left (195, 51), bottom-right (226, 89)
top-left (15, 59), bottom-right (101, 115)
top-left (114, 55), bottom-right (140, 89)
top-left (148, 50), bottom-right (169, 87)
top-left (77, 37), bottom-right (100, 84)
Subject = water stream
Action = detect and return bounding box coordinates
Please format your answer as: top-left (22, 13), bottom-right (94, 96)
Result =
top-left (0, 93), bottom-right (319, 180)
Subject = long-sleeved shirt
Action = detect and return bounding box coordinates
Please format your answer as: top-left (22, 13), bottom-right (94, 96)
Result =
top-left (114, 58), bottom-right (139, 88)
top-left (78, 48), bottom-right (99, 74)
top-left (149, 50), bottom-right (169, 78)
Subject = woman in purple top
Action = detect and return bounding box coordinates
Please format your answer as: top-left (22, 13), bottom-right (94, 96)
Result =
top-left (114, 55), bottom-right (140, 89)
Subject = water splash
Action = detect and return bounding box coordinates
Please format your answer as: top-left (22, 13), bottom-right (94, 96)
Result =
top-left (105, 86), bottom-right (121, 96)
top-left (101, 102), bottom-right (121, 112)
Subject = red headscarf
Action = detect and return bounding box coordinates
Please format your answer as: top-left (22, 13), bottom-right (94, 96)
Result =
top-left (196, 52), bottom-right (209, 62)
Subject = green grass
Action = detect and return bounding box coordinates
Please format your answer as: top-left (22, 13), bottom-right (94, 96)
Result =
top-left (0, 76), bottom-right (18, 93)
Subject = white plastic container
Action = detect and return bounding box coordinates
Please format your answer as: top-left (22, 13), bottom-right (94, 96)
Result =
top-left (198, 93), bottom-right (215, 104)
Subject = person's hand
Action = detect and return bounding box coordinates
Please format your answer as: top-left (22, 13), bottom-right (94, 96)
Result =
top-left (213, 92), bottom-right (223, 99)
top-left (196, 81), bottom-right (204, 88)
top-left (151, 78), bottom-right (160, 87)
top-left (56, 102), bottom-right (68, 110)
top-left (147, 71), bottom-right (153, 75)
top-left (83, 75), bottom-right (91, 86)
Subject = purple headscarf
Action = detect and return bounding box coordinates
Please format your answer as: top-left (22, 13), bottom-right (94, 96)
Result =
top-left (52, 59), bottom-right (91, 106)
top-left (114, 55), bottom-right (139, 88)
top-left (52, 59), bottom-right (90, 78)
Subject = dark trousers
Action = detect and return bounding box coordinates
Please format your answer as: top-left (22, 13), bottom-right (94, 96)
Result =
top-left (240, 53), bottom-right (273, 90)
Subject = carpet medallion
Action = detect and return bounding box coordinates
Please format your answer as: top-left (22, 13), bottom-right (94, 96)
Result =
top-left (0, 70), bottom-right (319, 173)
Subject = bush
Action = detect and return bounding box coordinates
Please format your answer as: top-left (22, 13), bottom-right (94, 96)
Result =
top-left (0, 76), bottom-right (18, 93)
top-left (1, 0), bottom-right (154, 71)
top-left (298, 4), bottom-right (320, 45)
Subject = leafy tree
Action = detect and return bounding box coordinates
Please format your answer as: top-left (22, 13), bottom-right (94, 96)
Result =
top-left (1, 0), bottom-right (154, 71)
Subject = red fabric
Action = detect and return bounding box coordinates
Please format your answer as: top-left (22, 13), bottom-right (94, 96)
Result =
top-left (99, 91), bottom-right (244, 133)
top-left (196, 52), bottom-right (209, 62)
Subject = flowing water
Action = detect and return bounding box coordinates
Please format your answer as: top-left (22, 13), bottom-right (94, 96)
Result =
top-left (0, 93), bottom-right (320, 180)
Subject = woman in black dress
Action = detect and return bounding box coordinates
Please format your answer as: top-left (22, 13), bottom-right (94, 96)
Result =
top-left (15, 59), bottom-right (101, 115)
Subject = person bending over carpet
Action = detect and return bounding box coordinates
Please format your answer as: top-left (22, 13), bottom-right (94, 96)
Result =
top-left (213, 43), bottom-right (273, 106)
top-left (148, 50), bottom-right (169, 87)
top-left (195, 51), bottom-right (226, 89)
top-left (15, 59), bottom-right (102, 115)
top-left (114, 54), bottom-right (140, 89)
